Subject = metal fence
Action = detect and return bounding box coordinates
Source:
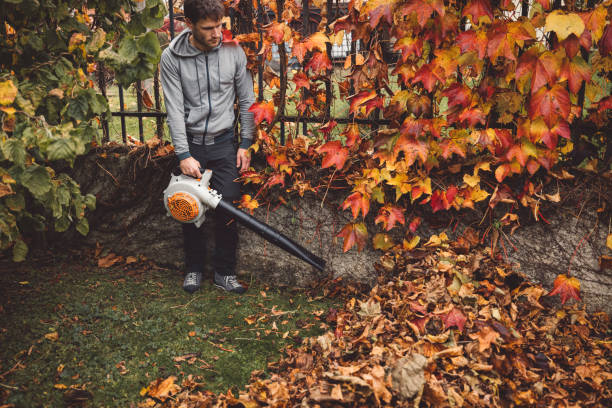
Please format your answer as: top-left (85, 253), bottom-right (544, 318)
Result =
top-left (100, 0), bottom-right (387, 145)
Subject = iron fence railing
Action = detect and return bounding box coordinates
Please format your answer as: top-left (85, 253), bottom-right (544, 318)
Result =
top-left (102, 0), bottom-right (388, 145)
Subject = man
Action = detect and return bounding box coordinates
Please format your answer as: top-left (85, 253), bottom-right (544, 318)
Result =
top-left (160, 0), bottom-right (255, 294)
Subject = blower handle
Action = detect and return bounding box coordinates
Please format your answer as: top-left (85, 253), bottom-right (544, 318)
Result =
top-left (172, 167), bottom-right (212, 187)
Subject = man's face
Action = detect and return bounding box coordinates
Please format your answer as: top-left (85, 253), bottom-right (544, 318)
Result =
top-left (186, 17), bottom-right (223, 51)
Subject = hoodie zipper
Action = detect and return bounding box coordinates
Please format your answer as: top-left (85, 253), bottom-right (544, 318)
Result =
top-left (204, 54), bottom-right (212, 135)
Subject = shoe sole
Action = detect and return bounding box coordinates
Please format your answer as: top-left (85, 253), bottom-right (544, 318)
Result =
top-left (214, 283), bottom-right (246, 294)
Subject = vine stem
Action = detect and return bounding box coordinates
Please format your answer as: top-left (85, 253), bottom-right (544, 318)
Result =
top-left (567, 219), bottom-right (599, 277)
top-left (320, 168), bottom-right (337, 208)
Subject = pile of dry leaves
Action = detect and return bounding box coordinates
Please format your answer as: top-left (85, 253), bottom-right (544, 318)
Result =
top-left (139, 229), bottom-right (611, 407)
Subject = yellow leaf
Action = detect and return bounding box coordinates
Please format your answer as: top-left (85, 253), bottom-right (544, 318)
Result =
top-left (607, 234), bottom-right (612, 250)
top-left (473, 161), bottom-right (491, 175)
top-left (18, 281), bottom-right (29, 285)
top-left (545, 11), bottom-right (585, 41)
top-left (54, 384), bottom-right (68, 389)
top-left (403, 235), bottom-right (420, 250)
top-left (424, 232), bottom-right (448, 247)
top-left (471, 187), bottom-right (490, 202)
top-left (560, 140), bottom-right (574, 154)
top-left (463, 173), bottom-right (480, 188)
top-left (0, 80), bottom-right (18, 105)
top-left (45, 332), bottom-right (59, 341)
top-left (139, 387), bottom-right (149, 396)
top-left (0, 106), bottom-right (16, 115)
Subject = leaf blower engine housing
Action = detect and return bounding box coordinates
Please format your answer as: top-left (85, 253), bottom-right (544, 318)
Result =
top-left (163, 170), bottom-right (221, 228)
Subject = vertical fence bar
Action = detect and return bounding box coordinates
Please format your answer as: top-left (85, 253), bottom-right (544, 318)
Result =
top-left (301, 0), bottom-right (310, 135)
top-left (117, 86), bottom-right (127, 143)
top-left (324, 0), bottom-right (333, 124)
top-left (97, 62), bottom-right (109, 143)
top-left (256, 0), bottom-right (264, 102)
top-left (135, 81), bottom-right (145, 142)
top-left (153, 68), bottom-right (163, 139)
top-left (169, 0), bottom-right (175, 39)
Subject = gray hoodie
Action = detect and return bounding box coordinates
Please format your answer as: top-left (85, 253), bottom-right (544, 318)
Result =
top-left (160, 29), bottom-right (255, 160)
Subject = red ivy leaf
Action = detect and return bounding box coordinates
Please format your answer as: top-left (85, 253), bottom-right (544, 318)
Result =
top-left (400, 0), bottom-right (445, 28)
top-left (529, 84), bottom-right (571, 127)
top-left (409, 217), bottom-right (422, 233)
top-left (305, 52), bottom-right (332, 74)
top-left (342, 192), bottom-right (370, 219)
top-left (336, 222), bottom-right (368, 252)
top-left (548, 274), bottom-right (581, 304)
top-left (411, 63), bottom-right (442, 93)
top-left (319, 120), bottom-right (338, 139)
top-left (394, 134), bottom-right (429, 166)
top-left (393, 36), bottom-right (423, 61)
top-left (292, 71), bottom-right (310, 90)
top-left (559, 56), bottom-right (592, 94)
top-left (516, 49), bottom-right (561, 94)
top-left (442, 307), bottom-right (467, 332)
top-left (599, 22), bottom-right (612, 56)
top-left (457, 30), bottom-right (488, 59)
top-left (248, 101), bottom-right (275, 125)
top-left (375, 204), bottom-right (406, 231)
top-left (349, 90), bottom-right (377, 115)
top-left (463, 0), bottom-right (494, 25)
top-left (342, 124), bottom-right (360, 147)
top-left (442, 83), bottom-right (472, 109)
top-left (317, 140), bottom-right (349, 170)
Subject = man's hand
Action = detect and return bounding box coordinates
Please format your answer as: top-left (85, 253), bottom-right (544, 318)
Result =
top-left (180, 157), bottom-right (202, 178)
top-left (236, 148), bottom-right (250, 173)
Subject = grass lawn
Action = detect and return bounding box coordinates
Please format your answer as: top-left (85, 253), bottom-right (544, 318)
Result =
top-left (0, 253), bottom-right (336, 407)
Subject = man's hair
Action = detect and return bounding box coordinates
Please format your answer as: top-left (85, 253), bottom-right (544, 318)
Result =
top-left (184, 0), bottom-right (225, 23)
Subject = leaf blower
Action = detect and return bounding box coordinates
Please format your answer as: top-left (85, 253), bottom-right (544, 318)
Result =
top-left (163, 169), bottom-right (326, 271)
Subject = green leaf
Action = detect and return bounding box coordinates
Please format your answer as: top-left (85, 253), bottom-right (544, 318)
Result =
top-left (4, 192), bottom-right (25, 212)
top-left (75, 217), bottom-right (89, 236)
top-left (137, 31), bottom-right (162, 62)
top-left (66, 94), bottom-right (89, 121)
top-left (118, 36), bottom-right (139, 61)
top-left (21, 165), bottom-right (52, 199)
top-left (12, 239), bottom-right (28, 262)
top-left (54, 215), bottom-right (71, 232)
top-left (83, 194), bottom-right (96, 211)
top-left (1, 138), bottom-right (27, 168)
top-left (47, 137), bottom-right (78, 162)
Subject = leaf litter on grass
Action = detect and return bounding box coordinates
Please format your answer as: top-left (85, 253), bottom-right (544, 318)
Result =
top-left (0, 248), bottom-right (336, 407)
top-left (140, 228), bottom-right (612, 407)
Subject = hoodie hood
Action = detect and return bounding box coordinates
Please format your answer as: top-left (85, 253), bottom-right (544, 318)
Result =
top-left (168, 29), bottom-right (222, 58)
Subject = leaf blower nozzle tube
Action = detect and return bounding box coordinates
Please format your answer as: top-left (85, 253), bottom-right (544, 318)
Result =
top-left (216, 200), bottom-right (326, 272)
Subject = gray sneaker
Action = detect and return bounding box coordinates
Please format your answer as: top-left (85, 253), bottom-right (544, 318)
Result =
top-left (213, 272), bottom-right (246, 294)
top-left (182, 272), bottom-right (202, 293)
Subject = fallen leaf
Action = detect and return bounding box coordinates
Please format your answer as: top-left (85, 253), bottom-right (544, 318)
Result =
top-left (547, 274), bottom-right (581, 304)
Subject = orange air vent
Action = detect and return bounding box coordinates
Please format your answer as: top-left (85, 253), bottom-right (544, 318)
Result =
top-left (167, 192), bottom-right (199, 222)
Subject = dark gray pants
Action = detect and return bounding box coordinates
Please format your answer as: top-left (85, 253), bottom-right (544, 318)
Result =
top-left (183, 130), bottom-right (240, 276)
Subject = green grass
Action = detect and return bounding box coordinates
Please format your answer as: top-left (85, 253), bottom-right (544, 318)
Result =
top-left (0, 255), bottom-right (336, 407)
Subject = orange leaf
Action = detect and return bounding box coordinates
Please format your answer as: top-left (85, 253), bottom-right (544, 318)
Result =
top-left (342, 124), bottom-right (360, 147)
top-left (147, 376), bottom-right (181, 401)
top-left (342, 192), bottom-right (370, 219)
top-left (349, 90), bottom-right (377, 115)
top-left (374, 204), bottom-right (405, 231)
top-left (462, 0), bottom-right (494, 25)
top-left (529, 84), bottom-right (570, 127)
top-left (516, 49), bottom-right (561, 94)
top-left (292, 71), bottom-right (310, 90)
top-left (548, 274), bottom-right (581, 304)
top-left (239, 194), bottom-right (259, 215)
top-left (336, 222), bottom-right (368, 252)
top-left (248, 101), bottom-right (275, 125)
top-left (305, 52), bottom-right (332, 74)
top-left (317, 140), bottom-right (349, 170)
top-left (469, 325), bottom-right (500, 352)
